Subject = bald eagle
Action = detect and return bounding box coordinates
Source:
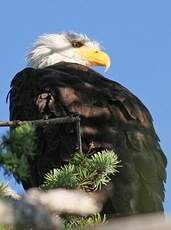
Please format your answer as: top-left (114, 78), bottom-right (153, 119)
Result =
top-left (9, 32), bottom-right (166, 216)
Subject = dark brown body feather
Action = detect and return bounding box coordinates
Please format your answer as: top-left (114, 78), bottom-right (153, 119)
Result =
top-left (9, 62), bottom-right (167, 215)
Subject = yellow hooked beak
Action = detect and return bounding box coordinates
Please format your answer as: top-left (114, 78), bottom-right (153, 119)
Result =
top-left (78, 47), bottom-right (111, 71)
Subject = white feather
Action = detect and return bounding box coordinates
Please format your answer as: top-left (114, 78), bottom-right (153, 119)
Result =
top-left (26, 32), bottom-right (100, 69)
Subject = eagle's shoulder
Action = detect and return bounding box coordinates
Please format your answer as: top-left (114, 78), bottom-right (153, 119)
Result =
top-left (9, 63), bottom-right (153, 129)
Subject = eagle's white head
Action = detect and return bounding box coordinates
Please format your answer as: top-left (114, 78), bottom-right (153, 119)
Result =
top-left (27, 32), bottom-right (111, 70)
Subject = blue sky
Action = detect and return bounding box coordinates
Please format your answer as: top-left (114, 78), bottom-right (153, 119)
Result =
top-left (0, 0), bottom-right (170, 212)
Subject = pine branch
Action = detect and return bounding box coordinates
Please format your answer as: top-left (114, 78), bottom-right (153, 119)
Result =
top-left (0, 124), bottom-right (36, 181)
top-left (0, 119), bottom-right (121, 229)
top-left (0, 183), bottom-right (7, 198)
top-left (2, 185), bottom-right (21, 200)
top-left (90, 214), bottom-right (171, 230)
top-left (42, 151), bottom-right (121, 229)
top-left (0, 116), bottom-right (82, 153)
top-left (64, 213), bottom-right (106, 229)
top-left (42, 151), bottom-right (121, 192)
top-left (0, 117), bottom-right (80, 127)
top-left (0, 198), bottom-right (61, 230)
top-left (0, 188), bottom-right (105, 230)
top-left (25, 188), bottom-right (103, 215)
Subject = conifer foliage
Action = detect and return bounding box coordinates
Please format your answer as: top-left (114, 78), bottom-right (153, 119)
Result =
top-left (0, 123), bottom-right (121, 229)
top-left (0, 124), bottom-right (36, 182)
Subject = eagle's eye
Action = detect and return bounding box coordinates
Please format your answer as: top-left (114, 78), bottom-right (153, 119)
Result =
top-left (72, 41), bottom-right (83, 48)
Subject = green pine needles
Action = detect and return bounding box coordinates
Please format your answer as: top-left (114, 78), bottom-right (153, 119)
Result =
top-left (0, 122), bottom-right (121, 229)
top-left (0, 124), bottom-right (36, 181)
top-left (63, 213), bottom-right (106, 229)
top-left (42, 150), bottom-right (121, 229)
top-left (0, 183), bottom-right (7, 198)
top-left (42, 151), bottom-right (120, 191)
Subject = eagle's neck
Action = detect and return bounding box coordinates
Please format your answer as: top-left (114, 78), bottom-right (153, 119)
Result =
top-left (27, 52), bottom-right (85, 69)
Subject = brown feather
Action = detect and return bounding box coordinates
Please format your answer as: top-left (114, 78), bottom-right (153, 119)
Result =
top-left (9, 62), bottom-right (167, 216)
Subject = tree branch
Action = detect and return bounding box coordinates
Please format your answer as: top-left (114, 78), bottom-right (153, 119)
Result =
top-left (0, 187), bottom-right (170, 230)
top-left (0, 199), bottom-right (61, 230)
top-left (3, 185), bottom-right (21, 200)
top-left (24, 188), bottom-right (104, 216)
top-left (0, 117), bottom-right (80, 127)
top-left (0, 116), bottom-right (83, 153)
top-left (91, 214), bottom-right (171, 230)
top-left (0, 188), bottom-right (105, 229)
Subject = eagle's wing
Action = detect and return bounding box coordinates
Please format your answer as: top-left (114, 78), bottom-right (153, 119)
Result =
top-left (9, 62), bottom-right (167, 215)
